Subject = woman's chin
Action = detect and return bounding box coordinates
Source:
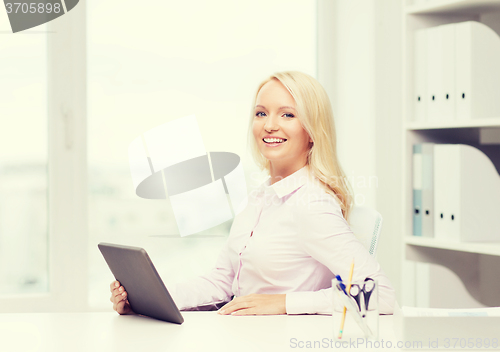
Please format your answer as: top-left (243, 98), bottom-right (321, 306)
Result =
top-left (260, 150), bottom-right (285, 161)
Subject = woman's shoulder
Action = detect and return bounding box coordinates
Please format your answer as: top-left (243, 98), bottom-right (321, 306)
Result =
top-left (292, 176), bottom-right (342, 214)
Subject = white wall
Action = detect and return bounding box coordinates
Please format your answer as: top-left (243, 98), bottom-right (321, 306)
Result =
top-left (317, 0), bottom-right (403, 301)
top-left (318, 0), bottom-right (378, 211)
top-left (373, 0), bottom-right (403, 306)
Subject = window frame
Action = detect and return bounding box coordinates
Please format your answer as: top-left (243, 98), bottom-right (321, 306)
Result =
top-left (0, 3), bottom-right (88, 312)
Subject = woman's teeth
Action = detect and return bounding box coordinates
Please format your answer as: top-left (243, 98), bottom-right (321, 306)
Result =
top-left (263, 138), bottom-right (286, 143)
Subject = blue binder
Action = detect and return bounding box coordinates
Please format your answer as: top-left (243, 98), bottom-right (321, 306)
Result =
top-left (413, 143), bottom-right (435, 237)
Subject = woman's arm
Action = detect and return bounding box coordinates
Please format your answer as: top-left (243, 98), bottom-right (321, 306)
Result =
top-left (171, 240), bottom-right (235, 311)
top-left (286, 195), bottom-right (396, 315)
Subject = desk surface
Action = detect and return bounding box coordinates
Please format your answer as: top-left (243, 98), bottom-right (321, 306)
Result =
top-left (0, 311), bottom-right (423, 352)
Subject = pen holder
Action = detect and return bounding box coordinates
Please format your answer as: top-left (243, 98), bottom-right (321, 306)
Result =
top-left (332, 278), bottom-right (379, 341)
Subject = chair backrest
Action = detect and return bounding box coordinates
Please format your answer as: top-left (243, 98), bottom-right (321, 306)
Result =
top-left (348, 206), bottom-right (383, 257)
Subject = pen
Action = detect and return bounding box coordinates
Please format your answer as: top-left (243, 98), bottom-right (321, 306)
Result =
top-left (338, 259), bottom-right (355, 339)
top-left (335, 275), bottom-right (347, 294)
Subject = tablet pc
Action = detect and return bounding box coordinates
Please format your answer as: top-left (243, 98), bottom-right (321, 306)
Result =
top-left (98, 242), bottom-right (184, 324)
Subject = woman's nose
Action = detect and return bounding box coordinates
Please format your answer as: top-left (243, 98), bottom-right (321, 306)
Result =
top-left (264, 115), bottom-right (279, 132)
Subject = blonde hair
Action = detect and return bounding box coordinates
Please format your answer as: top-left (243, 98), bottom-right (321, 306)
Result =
top-left (248, 71), bottom-right (354, 222)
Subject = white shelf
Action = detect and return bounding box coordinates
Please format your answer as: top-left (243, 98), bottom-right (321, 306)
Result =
top-left (405, 236), bottom-right (500, 256)
top-left (406, 117), bottom-right (500, 130)
top-left (402, 0), bottom-right (500, 308)
top-left (406, 0), bottom-right (500, 15)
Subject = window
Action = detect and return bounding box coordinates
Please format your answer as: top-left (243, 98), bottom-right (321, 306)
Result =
top-left (0, 6), bottom-right (87, 312)
top-left (0, 19), bottom-right (48, 295)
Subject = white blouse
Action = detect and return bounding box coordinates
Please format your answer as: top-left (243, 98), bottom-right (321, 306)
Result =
top-left (172, 166), bottom-right (396, 314)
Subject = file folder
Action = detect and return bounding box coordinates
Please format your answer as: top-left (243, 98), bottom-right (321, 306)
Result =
top-left (421, 143), bottom-right (434, 237)
top-left (413, 29), bottom-right (427, 122)
top-left (426, 26), bottom-right (443, 122)
top-left (440, 24), bottom-right (456, 121)
top-left (455, 21), bottom-right (500, 120)
top-left (414, 21), bottom-right (500, 122)
top-left (433, 144), bottom-right (500, 242)
top-left (413, 144), bottom-right (423, 236)
top-left (413, 143), bottom-right (434, 237)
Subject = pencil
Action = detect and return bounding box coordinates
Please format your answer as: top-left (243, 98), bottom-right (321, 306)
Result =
top-left (338, 259), bottom-right (355, 339)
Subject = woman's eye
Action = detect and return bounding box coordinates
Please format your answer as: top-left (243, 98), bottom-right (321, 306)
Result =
top-left (256, 112), bottom-right (266, 117)
top-left (283, 113), bottom-right (295, 118)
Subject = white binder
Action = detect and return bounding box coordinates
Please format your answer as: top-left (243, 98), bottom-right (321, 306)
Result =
top-left (455, 21), bottom-right (500, 120)
top-left (413, 29), bottom-right (427, 122)
top-left (421, 143), bottom-right (434, 237)
top-left (426, 26), bottom-right (443, 122)
top-left (433, 145), bottom-right (455, 240)
top-left (413, 143), bottom-right (434, 237)
top-left (440, 24), bottom-right (456, 121)
top-left (434, 144), bottom-right (500, 242)
top-left (413, 145), bottom-right (423, 236)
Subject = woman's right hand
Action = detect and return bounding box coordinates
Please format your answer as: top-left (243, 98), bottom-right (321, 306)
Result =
top-left (110, 280), bottom-right (134, 315)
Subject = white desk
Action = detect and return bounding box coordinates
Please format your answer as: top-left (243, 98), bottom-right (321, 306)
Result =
top-left (0, 312), bottom-right (420, 352)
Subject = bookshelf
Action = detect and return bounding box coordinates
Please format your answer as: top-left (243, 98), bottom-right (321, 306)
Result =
top-left (405, 236), bottom-right (500, 257)
top-left (402, 0), bottom-right (500, 308)
top-left (406, 0), bottom-right (500, 15)
top-left (406, 117), bottom-right (500, 130)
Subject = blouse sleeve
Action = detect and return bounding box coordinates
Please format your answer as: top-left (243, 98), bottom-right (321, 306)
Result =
top-left (170, 240), bottom-right (235, 311)
top-left (285, 194), bottom-right (396, 315)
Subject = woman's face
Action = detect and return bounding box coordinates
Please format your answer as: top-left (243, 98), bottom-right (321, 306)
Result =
top-left (252, 79), bottom-right (312, 170)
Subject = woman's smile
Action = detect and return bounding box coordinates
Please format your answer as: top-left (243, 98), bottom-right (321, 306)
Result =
top-left (262, 135), bottom-right (288, 147)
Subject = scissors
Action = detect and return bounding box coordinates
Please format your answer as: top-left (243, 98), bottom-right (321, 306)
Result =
top-left (349, 277), bottom-right (375, 318)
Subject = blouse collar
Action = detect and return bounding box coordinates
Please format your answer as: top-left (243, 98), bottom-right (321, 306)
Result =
top-left (262, 166), bottom-right (311, 199)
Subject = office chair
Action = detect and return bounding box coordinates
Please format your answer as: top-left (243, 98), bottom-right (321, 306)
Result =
top-left (348, 205), bottom-right (383, 257)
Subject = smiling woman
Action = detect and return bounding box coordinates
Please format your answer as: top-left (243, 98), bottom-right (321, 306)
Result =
top-left (252, 79), bottom-right (313, 184)
top-left (110, 71), bottom-right (396, 317)
top-left (249, 72), bottom-right (353, 221)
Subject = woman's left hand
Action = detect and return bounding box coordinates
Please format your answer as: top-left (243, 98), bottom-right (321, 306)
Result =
top-left (217, 294), bottom-right (286, 316)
